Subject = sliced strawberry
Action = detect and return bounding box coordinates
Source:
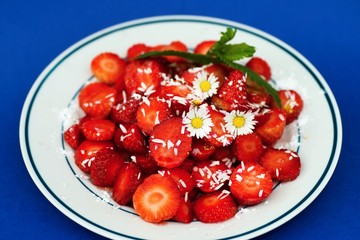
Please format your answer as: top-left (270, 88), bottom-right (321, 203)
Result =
top-left (162, 168), bottom-right (196, 195)
top-left (212, 146), bottom-right (236, 168)
top-left (247, 88), bottom-right (271, 106)
top-left (90, 148), bottom-right (125, 187)
top-left (111, 97), bottom-right (141, 124)
top-left (276, 89), bottom-right (304, 124)
top-left (113, 123), bottom-right (147, 154)
top-left (193, 190), bottom-right (238, 223)
top-left (151, 41), bottom-right (188, 62)
top-left (204, 64), bottom-right (228, 86)
top-left (130, 154), bottom-right (159, 175)
top-left (230, 163), bottom-right (273, 206)
top-left (204, 106), bottom-right (233, 147)
top-left (74, 140), bottom-right (114, 173)
top-left (181, 67), bottom-right (203, 86)
top-left (178, 158), bottom-right (196, 173)
top-left (172, 197), bottom-right (194, 223)
top-left (126, 43), bottom-right (151, 59)
top-left (246, 57), bottom-right (271, 81)
top-left (192, 160), bottom-right (232, 193)
top-left (193, 40), bottom-right (216, 55)
top-left (78, 82), bottom-right (117, 119)
top-left (64, 123), bottom-right (83, 149)
top-left (149, 117), bottom-right (192, 169)
top-left (231, 133), bottom-right (264, 164)
top-left (113, 162), bottom-right (143, 205)
top-left (136, 97), bottom-right (172, 135)
top-left (124, 59), bottom-right (165, 95)
top-left (259, 148), bottom-right (301, 181)
top-left (255, 108), bottom-right (286, 145)
top-left (215, 70), bottom-right (247, 110)
top-left (132, 174), bottom-right (181, 223)
top-left (190, 138), bottom-right (216, 161)
top-left (91, 52), bottom-right (126, 85)
top-left (81, 119), bottom-right (115, 141)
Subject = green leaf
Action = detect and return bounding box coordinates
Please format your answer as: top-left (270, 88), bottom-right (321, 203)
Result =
top-left (208, 28), bottom-right (237, 54)
top-left (216, 43), bottom-right (256, 61)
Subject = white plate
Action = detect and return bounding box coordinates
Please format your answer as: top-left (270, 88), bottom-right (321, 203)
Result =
top-left (19, 15), bottom-right (342, 239)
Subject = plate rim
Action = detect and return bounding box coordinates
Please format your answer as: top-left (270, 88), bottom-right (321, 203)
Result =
top-left (19, 15), bottom-right (343, 239)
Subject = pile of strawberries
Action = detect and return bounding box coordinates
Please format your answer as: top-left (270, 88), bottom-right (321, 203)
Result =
top-left (64, 39), bottom-right (304, 224)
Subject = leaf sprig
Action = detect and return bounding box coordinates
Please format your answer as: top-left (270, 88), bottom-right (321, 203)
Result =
top-left (137, 28), bottom-right (281, 107)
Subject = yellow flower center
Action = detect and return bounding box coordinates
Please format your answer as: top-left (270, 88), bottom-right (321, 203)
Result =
top-left (200, 80), bottom-right (211, 92)
top-left (191, 117), bottom-right (204, 129)
top-left (233, 116), bottom-right (245, 128)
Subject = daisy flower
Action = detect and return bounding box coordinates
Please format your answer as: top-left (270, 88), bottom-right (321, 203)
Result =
top-left (183, 105), bottom-right (213, 138)
top-left (192, 70), bottom-right (219, 100)
top-left (224, 110), bottom-right (257, 137)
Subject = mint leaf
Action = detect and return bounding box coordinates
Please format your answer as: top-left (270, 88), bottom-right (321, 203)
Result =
top-left (208, 28), bottom-right (236, 54)
top-left (215, 43), bottom-right (256, 61)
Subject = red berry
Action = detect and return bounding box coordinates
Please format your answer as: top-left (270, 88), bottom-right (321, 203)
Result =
top-left (162, 168), bottom-right (196, 195)
top-left (172, 197), bottom-right (194, 223)
top-left (113, 123), bottom-right (147, 154)
top-left (64, 123), bottom-right (83, 149)
top-left (81, 119), bottom-right (115, 141)
top-left (126, 43), bottom-right (151, 59)
top-left (193, 40), bottom-right (216, 55)
top-left (255, 108), bottom-right (286, 145)
top-left (246, 57), bottom-right (272, 81)
top-left (231, 133), bottom-right (264, 164)
top-left (277, 89), bottom-right (304, 124)
top-left (190, 138), bottom-right (216, 161)
top-left (91, 52), bottom-right (126, 85)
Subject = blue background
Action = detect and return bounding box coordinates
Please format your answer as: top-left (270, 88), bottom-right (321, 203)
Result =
top-left (1, 0), bottom-right (359, 239)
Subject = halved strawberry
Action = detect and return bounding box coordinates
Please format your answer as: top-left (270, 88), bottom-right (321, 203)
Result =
top-left (192, 160), bottom-right (232, 193)
top-left (204, 106), bottom-right (233, 147)
top-left (204, 64), bottom-right (228, 86)
top-left (81, 119), bottom-right (115, 141)
top-left (276, 89), bottom-right (304, 124)
top-left (149, 117), bottom-right (192, 169)
top-left (151, 41), bottom-right (188, 62)
top-left (193, 190), bottom-right (238, 223)
top-left (111, 97), bottom-right (141, 124)
top-left (247, 87), bottom-right (271, 106)
top-left (74, 140), bottom-right (114, 173)
top-left (178, 158), bottom-right (196, 173)
top-left (91, 52), bottom-right (126, 85)
top-left (126, 43), bottom-right (151, 59)
top-left (64, 123), bottom-right (83, 149)
top-left (78, 82), bottom-right (117, 119)
top-left (90, 148), bottom-right (125, 187)
top-left (246, 57), bottom-right (271, 81)
top-left (212, 146), bottom-right (236, 168)
top-left (190, 138), bottom-right (216, 161)
top-left (231, 133), bottom-right (264, 164)
top-left (113, 123), bottom-right (147, 154)
top-left (259, 148), bottom-right (301, 181)
top-left (172, 197), bottom-right (194, 223)
top-left (124, 59), bottom-right (165, 95)
top-left (255, 108), bottom-right (286, 145)
top-left (162, 168), bottom-right (196, 195)
top-left (230, 163), bottom-right (273, 206)
top-left (131, 154), bottom-right (159, 175)
top-left (132, 174), bottom-right (181, 223)
top-left (113, 162), bottom-right (143, 205)
top-left (193, 40), bottom-right (216, 55)
top-left (136, 97), bottom-right (172, 135)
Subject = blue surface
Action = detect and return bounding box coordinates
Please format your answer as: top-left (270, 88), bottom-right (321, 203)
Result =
top-left (1, 0), bottom-right (359, 239)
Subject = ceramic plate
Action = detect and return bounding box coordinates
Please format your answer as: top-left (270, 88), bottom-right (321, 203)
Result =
top-left (19, 15), bottom-right (342, 239)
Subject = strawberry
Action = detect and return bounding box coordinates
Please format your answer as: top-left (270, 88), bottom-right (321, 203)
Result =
top-left (91, 52), bottom-right (126, 85)
top-left (190, 138), bottom-right (216, 161)
top-left (126, 43), bottom-right (151, 59)
top-left (276, 89), bottom-right (304, 124)
top-left (230, 163), bottom-right (273, 206)
top-left (113, 123), bottom-right (147, 154)
top-left (178, 158), bottom-right (196, 173)
top-left (111, 97), bottom-right (141, 124)
top-left (130, 154), bottom-right (159, 175)
top-left (204, 106), bottom-right (233, 147)
top-left (212, 146), bottom-right (236, 168)
top-left (259, 148), bottom-right (301, 181)
top-left (247, 88), bottom-right (271, 106)
top-left (151, 41), bottom-right (188, 62)
top-left (132, 174), bottom-right (181, 223)
top-left (246, 57), bottom-right (271, 81)
top-left (181, 67), bottom-right (203, 86)
top-left (215, 70), bottom-right (247, 110)
top-left (113, 162), bottom-right (143, 205)
top-left (255, 108), bottom-right (286, 145)
top-left (90, 148), bottom-right (125, 187)
top-left (74, 140), bottom-right (114, 173)
top-left (149, 117), bottom-right (192, 169)
top-left (193, 40), bottom-right (216, 55)
top-left (64, 123), bottom-right (83, 149)
top-left (124, 59), bottom-right (165, 95)
top-left (192, 190), bottom-right (238, 223)
top-left (78, 82), bottom-right (117, 119)
top-left (136, 97), bottom-right (172, 135)
top-left (231, 133), bottom-right (264, 164)
top-left (81, 119), bottom-right (115, 141)
top-left (162, 168), bottom-right (196, 195)
top-left (204, 64), bottom-right (228, 86)
top-left (172, 197), bottom-right (194, 223)
top-left (192, 160), bottom-right (232, 193)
